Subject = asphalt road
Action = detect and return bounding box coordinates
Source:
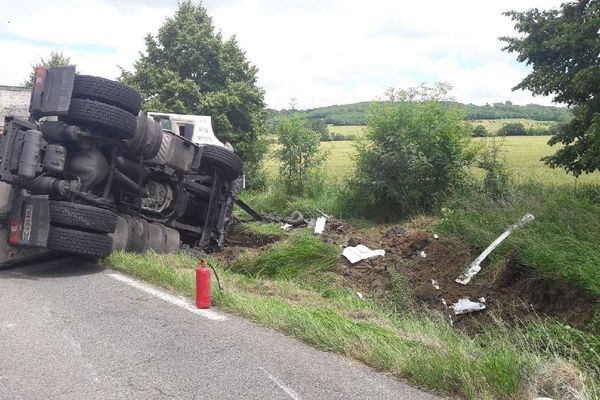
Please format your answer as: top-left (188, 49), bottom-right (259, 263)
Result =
top-left (0, 258), bottom-right (442, 400)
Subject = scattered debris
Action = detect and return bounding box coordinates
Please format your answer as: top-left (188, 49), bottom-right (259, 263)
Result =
top-left (281, 223), bottom-right (293, 231)
top-left (235, 199), bottom-right (266, 222)
top-left (317, 209), bottom-right (332, 219)
top-left (283, 210), bottom-right (306, 227)
top-left (387, 227), bottom-right (407, 237)
top-left (342, 244), bottom-right (386, 264)
top-left (451, 298), bottom-right (487, 315)
top-left (433, 234), bottom-right (439, 239)
top-left (431, 279), bottom-right (440, 290)
top-left (356, 292), bottom-right (364, 300)
top-left (314, 216), bottom-right (327, 235)
top-left (418, 250), bottom-right (427, 258)
top-left (456, 213), bottom-right (535, 285)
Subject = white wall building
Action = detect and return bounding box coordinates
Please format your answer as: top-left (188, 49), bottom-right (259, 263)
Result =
top-left (0, 86), bottom-right (30, 133)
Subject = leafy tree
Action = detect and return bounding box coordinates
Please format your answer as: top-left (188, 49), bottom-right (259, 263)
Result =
top-left (120, 1), bottom-right (267, 186)
top-left (497, 122), bottom-right (526, 136)
top-left (23, 51), bottom-right (71, 87)
top-left (345, 84), bottom-right (475, 217)
top-left (472, 124), bottom-right (489, 137)
top-left (501, 1), bottom-right (600, 176)
top-left (274, 114), bottom-right (323, 195)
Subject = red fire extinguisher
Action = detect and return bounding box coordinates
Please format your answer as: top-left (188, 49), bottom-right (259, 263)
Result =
top-left (196, 259), bottom-right (211, 309)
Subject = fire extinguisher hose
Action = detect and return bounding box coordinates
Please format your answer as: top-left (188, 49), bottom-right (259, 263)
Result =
top-left (207, 263), bottom-right (224, 293)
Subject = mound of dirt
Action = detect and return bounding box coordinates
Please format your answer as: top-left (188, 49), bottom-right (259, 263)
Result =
top-left (331, 223), bottom-right (598, 331)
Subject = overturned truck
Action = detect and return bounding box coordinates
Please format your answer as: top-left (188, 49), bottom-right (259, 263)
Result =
top-left (0, 66), bottom-right (243, 265)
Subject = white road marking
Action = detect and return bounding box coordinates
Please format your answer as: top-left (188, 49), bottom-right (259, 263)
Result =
top-left (261, 367), bottom-right (302, 400)
top-left (107, 273), bottom-right (227, 321)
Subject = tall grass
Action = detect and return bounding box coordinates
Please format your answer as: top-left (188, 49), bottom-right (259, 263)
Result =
top-left (439, 183), bottom-right (600, 299)
top-left (229, 232), bottom-right (339, 279)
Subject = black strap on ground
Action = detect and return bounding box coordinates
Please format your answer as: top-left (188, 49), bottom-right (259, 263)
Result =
top-left (235, 199), bottom-right (265, 222)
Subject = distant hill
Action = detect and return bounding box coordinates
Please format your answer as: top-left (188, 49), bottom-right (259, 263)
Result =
top-left (268, 101), bottom-right (571, 126)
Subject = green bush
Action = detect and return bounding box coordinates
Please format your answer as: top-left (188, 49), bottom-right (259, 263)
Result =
top-left (343, 84), bottom-right (476, 217)
top-left (472, 124), bottom-right (489, 137)
top-left (479, 137), bottom-right (511, 200)
top-left (498, 122), bottom-right (527, 136)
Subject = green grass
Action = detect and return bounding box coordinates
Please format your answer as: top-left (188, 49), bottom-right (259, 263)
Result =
top-left (327, 124), bottom-right (365, 137)
top-left (440, 184), bottom-right (600, 300)
top-left (229, 232), bottom-right (339, 279)
top-left (104, 249), bottom-right (600, 399)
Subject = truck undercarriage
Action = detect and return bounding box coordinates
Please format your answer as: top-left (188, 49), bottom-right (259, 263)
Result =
top-left (0, 66), bottom-right (243, 265)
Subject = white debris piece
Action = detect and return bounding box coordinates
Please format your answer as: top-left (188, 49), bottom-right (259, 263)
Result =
top-left (418, 250), bottom-right (427, 258)
top-left (431, 279), bottom-right (440, 290)
top-left (356, 292), bottom-right (364, 300)
top-left (433, 234), bottom-right (439, 239)
top-left (456, 213), bottom-right (535, 285)
top-left (441, 298), bottom-right (454, 326)
top-left (282, 223), bottom-right (293, 231)
top-left (314, 216), bottom-right (327, 235)
top-left (451, 298), bottom-right (486, 315)
top-left (342, 245), bottom-right (386, 264)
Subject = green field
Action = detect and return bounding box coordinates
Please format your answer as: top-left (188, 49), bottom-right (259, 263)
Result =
top-left (470, 118), bottom-right (554, 134)
top-left (327, 124), bottom-right (364, 137)
top-left (265, 136), bottom-right (600, 185)
top-left (326, 119), bottom-right (555, 138)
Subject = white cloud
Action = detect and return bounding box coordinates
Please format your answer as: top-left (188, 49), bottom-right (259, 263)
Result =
top-left (0, 0), bottom-right (565, 108)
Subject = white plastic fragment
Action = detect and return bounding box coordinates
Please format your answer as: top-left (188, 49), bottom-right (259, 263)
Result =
top-left (282, 223), bottom-right (293, 231)
top-left (342, 244), bottom-right (386, 264)
top-left (314, 216), bottom-right (327, 235)
top-left (456, 213), bottom-right (535, 285)
top-left (431, 279), bottom-right (440, 290)
top-left (418, 250), bottom-right (427, 258)
top-left (451, 298), bottom-right (487, 315)
top-left (441, 298), bottom-right (453, 326)
top-left (356, 292), bottom-right (364, 300)
top-left (433, 234), bottom-right (439, 239)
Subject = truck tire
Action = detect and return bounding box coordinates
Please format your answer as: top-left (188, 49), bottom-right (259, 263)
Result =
top-left (46, 227), bottom-right (113, 258)
top-left (201, 145), bottom-right (243, 181)
top-left (72, 75), bottom-right (142, 115)
top-left (65, 98), bottom-right (137, 139)
top-left (49, 201), bottom-right (117, 233)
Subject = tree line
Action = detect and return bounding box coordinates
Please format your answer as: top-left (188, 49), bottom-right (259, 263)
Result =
top-left (268, 100), bottom-right (571, 126)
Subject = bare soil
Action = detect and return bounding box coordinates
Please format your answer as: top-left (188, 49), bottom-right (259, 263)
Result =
top-left (322, 220), bottom-right (597, 331)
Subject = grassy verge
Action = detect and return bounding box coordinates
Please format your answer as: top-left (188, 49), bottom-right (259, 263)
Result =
top-left (104, 231), bottom-right (600, 399)
top-left (439, 183), bottom-right (600, 300)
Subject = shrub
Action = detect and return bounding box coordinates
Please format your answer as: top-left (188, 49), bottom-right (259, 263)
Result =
top-left (343, 84), bottom-right (476, 217)
top-left (498, 122), bottom-right (527, 136)
top-left (472, 124), bottom-right (489, 137)
top-left (478, 137), bottom-right (511, 200)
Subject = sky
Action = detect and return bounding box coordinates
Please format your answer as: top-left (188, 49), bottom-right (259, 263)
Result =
top-left (0, 0), bottom-right (565, 110)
